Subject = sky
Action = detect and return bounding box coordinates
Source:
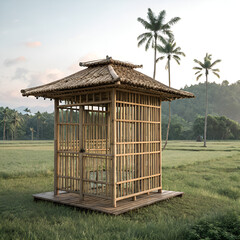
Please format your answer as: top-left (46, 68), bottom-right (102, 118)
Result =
top-left (1, 0), bottom-right (240, 113)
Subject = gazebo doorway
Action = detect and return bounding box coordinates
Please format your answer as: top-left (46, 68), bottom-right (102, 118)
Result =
top-left (57, 101), bottom-right (112, 200)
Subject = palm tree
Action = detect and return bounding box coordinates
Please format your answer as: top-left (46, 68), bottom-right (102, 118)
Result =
top-left (35, 111), bottom-right (42, 140)
top-left (24, 108), bottom-right (31, 115)
top-left (156, 38), bottom-right (185, 150)
top-left (137, 8), bottom-right (180, 79)
top-left (12, 111), bottom-right (23, 140)
top-left (2, 107), bottom-right (10, 140)
top-left (193, 53), bottom-right (221, 147)
top-left (30, 127), bottom-right (35, 140)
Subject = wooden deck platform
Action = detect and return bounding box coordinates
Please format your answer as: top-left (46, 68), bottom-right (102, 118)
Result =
top-left (33, 190), bottom-right (183, 215)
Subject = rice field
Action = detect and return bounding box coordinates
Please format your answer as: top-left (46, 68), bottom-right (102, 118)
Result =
top-left (0, 140), bottom-right (239, 239)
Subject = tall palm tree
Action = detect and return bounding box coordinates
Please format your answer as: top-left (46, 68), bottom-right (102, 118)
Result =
top-left (2, 107), bottom-right (10, 140)
top-left (12, 111), bottom-right (23, 140)
top-left (137, 8), bottom-right (180, 79)
top-left (156, 38), bottom-right (185, 149)
top-left (193, 53), bottom-right (221, 147)
top-left (30, 127), bottom-right (35, 140)
top-left (35, 111), bottom-right (42, 140)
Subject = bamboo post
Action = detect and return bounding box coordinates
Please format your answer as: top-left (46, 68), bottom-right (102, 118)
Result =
top-left (111, 89), bottom-right (117, 207)
top-left (54, 99), bottom-right (59, 195)
top-left (79, 106), bottom-right (84, 200)
top-left (158, 101), bottom-right (162, 193)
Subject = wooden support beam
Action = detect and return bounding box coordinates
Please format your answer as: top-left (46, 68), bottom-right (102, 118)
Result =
top-left (158, 101), bottom-right (162, 193)
top-left (111, 89), bottom-right (117, 207)
top-left (54, 99), bottom-right (59, 195)
top-left (79, 106), bottom-right (84, 200)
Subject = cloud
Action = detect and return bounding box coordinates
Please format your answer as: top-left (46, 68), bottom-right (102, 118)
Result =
top-left (79, 53), bottom-right (100, 63)
top-left (27, 68), bottom-right (65, 87)
top-left (68, 53), bottom-right (100, 72)
top-left (12, 68), bottom-right (29, 80)
top-left (25, 41), bottom-right (42, 48)
top-left (4, 56), bottom-right (26, 67)
top-left (0, 68), bottom-right (66, 110)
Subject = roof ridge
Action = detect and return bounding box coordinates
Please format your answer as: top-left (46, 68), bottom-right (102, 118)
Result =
top-left (79, 57), bottom-right (142, 69)
top-left (108, 64), bottom-right (120, 81)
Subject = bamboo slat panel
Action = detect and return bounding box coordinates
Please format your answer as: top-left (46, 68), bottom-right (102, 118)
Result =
top-left (115, 90), bottom-right (161, 201)
top-left (82, 104), bottom-right (112, 199)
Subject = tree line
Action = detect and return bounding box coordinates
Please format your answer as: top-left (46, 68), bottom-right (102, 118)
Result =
top-left (163, 81), bottom-right (240, 124)
top-left (1, 103), bottom-right (240, 141)
top-left (162, 114), bottom-right (240, 141)
top-left (0, 107), bottom-right (54, 140)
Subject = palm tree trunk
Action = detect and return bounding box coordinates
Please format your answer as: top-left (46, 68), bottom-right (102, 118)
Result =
top-left (3, 117), bottom-right (6, 141)
top-left (153, 34), bottom-right (157, 79)
top-left (37, 119), bottom-right (39, 140)
top-left (14, 119), bottom-right (17, 140)
top-left (204, 72), bottom-right (208, 147)
top-left (163, 58), bottom-right (171, 150)
top-left (31, 131), bottom-right (34, 141)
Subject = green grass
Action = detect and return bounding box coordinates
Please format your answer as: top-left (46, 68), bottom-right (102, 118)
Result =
top-left (0, 140), bottom-right (240, 239)
top-left (0, 141), bottom-right (54, 178)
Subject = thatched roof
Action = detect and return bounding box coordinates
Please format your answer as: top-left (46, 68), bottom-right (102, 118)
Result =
top-left (21, 57), bottom-right (194, 100)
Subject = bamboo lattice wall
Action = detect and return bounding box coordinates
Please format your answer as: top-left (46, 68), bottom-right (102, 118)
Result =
top-left (54, 88), bottom-right (162, 207)
top-left (115, 90), bottom-right (162, 202)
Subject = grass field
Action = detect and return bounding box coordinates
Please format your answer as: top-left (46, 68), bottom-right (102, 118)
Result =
top-left (0, 140), bottom-right (240, 239)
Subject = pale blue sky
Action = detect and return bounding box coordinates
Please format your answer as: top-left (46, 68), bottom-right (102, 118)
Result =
top-left (1, 0), bottom-right (240, 112)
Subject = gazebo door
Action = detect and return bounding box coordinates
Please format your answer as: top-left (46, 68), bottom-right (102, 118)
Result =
top-left (81, 104), bottom-right (112, 199)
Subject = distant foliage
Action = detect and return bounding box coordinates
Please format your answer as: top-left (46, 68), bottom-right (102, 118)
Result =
top-left (193, 115), bottom-right (240, 140)
top-left (163, 81), bottom-right (240, 123)
top-left (0, 107), bottom-right (54, 140)
top-left (161, 114), bottom-right (240, 140)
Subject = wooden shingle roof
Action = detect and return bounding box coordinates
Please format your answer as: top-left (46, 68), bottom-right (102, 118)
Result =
top-left (21, 57), bottom-right (194, 100)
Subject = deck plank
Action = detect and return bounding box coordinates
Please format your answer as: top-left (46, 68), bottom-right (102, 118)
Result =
top-left (33, 190), bottom-right (183, 215)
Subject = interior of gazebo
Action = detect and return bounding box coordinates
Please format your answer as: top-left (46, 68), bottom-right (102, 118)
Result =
top-left (21, 57), bottom-right (194, 214)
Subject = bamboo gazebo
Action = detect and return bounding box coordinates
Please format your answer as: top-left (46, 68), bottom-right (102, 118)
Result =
top-left (21, 57), bottom-right (194, 214)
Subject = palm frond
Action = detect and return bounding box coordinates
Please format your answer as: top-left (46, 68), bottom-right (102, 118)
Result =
top-left (168, 17), bottom-right (181, 26)
top-left (158, 35), bottom-right (167, 45)
top-left (193, 67), bottom-right (202, 70)
top-left (156, 45), bottom-right (163, 52)
top-left (173, 54), bottom-right (181, 60)
top-left (196, 74), bottom-right (203, 81)
top-left (156, 56), bottom-right (165, 63)
top-left (158, 10), bottom-right (166, 24)
top-left (173, 46), bottom-right (181, 52)
top-left (173, 57), bottom-right (180, 65)
top-left (212, 68), bottom-right (220, 72)
top-left (210, 59), bottom-right (221, 67)
top-left (147, 8), bottom-right (156, 25)
top-left (173, 55), bottom-right (180, 60)
top-left (205, 53), bottom-right (212, 61)
top-left (194, 59), bottom-right (205, 68)
top-left (212, 71), bottom-right (220, 78)
top-left (137, 32), bottom-right (152, 40)
top-left (137, 17), bottom-right (152, 29)
top-left (137, 37), bottom-right (148, 47)
top-left (194, 70), bottom-right (201, 75)
top-left (164, 30), bottom-right (173, 39)
top-left (172, 42), bottom-right (176, 49)
top-left (145, 36), bottom-right (153, 51)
